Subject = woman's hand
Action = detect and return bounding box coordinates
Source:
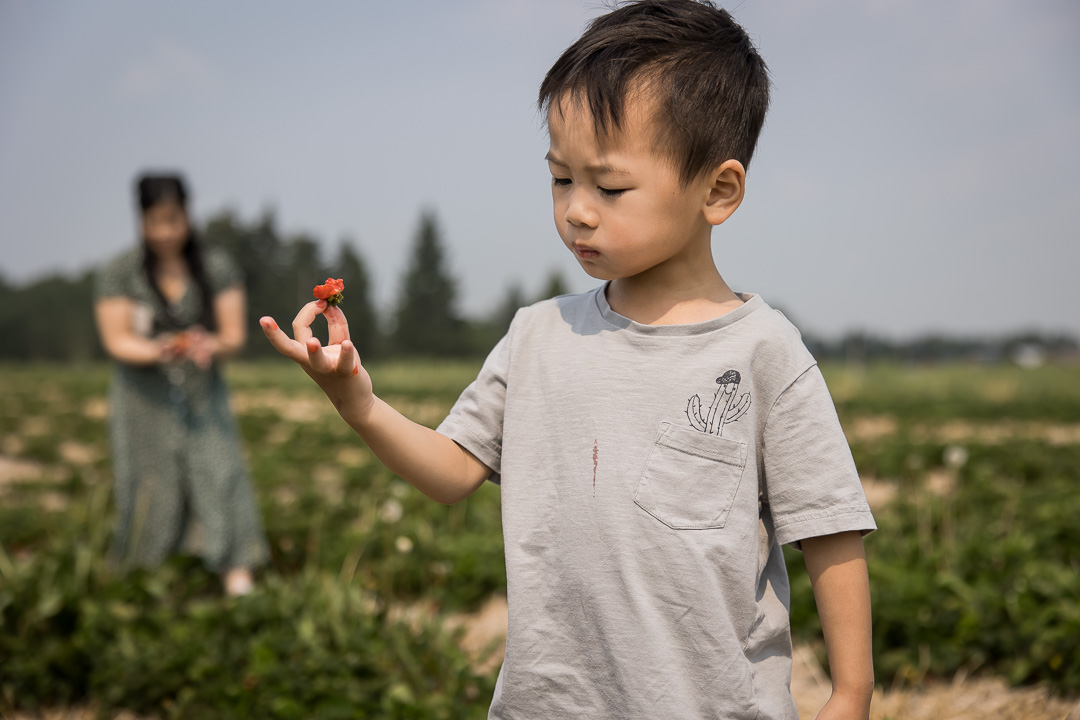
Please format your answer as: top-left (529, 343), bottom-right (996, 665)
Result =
top-left (182, 326), bottom-right (215, 369)
top-left (157, 332), bottom-right (182, 364)
top-left (260, 300), bottom-right (375, 424)
top-left (157, 327), bottom-right (213, 368)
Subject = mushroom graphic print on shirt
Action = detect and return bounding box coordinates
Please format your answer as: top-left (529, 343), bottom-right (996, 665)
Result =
top-left (686, 370), bottom-right (751, 437)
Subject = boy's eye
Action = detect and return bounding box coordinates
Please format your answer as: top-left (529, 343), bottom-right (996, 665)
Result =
top-left (552, 177), bottom-right (572, 188)
top-left (598, 187), bottom-right (626, 198)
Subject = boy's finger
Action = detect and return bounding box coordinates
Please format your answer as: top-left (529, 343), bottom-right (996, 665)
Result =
top-left (308, 336), bottom-right (328, 371)
top-left (324, 305), bottom-right (352, 346)
top-left (305, 337), bottom-right (332, 374)
top-left (338, 340), bottom-right (358, 377)
top-left (291, 300), bottom-right (326, 345)
top-left (260, 317), bottom-right (308, 363)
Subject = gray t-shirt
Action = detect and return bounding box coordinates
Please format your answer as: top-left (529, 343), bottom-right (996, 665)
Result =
top-left (437, 286), bottom-right (876, 720)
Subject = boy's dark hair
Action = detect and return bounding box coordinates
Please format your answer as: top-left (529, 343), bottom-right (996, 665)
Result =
top-left (539, 0), bottom-right (770, 184)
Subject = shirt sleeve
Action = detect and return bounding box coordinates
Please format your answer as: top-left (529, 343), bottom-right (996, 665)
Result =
top-left (204, 247), bottom-right (244, 295)
top-left (435, 321), bottom-right (513, 484)
top-left (94, 252), bottom-right (134, 300)
top-left (761, 365), bottom-right (876, 549)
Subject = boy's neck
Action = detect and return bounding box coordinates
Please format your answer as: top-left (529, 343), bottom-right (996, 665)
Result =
top-left (606, 268), bottom-right (743, 326)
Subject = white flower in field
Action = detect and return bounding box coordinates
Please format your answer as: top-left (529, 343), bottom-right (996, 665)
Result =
top-left (430, 561), bottom-right (452, 577)
top-left (943, 445), bottom-right (969, 469)
top-left (391, 481), bottom-right (411, 499)
top-left (380, 499), bottom-right (403, 524)
top-left (395, 535), bottom-right (414, 554)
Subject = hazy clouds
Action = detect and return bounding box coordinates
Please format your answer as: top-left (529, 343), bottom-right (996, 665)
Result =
top-left (1, 0), bottom-right (1077, 338)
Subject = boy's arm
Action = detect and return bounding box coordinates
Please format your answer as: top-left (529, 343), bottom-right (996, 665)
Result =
top-left (800, 531), bottom-right (875, 720)
top-left (260, 301), bottom-right (491, 504)
top-left (342, 395), bottom-right (491, 504)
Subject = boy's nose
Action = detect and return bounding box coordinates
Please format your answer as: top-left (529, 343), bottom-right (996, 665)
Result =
top-left (565, 192), bottom-right (597, 228)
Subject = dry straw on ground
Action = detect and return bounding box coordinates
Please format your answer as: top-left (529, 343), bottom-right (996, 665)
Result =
top-left (447, 596), bottom-right (1080, 720)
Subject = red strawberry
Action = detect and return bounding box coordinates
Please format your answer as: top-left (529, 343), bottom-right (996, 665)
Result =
top-left (313, 278), bottom-right (345, 306)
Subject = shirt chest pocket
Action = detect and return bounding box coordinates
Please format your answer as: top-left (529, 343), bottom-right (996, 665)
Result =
top-left (634, 422), bottom-right (749, 530)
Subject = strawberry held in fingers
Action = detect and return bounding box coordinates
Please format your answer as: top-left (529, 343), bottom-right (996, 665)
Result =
top-left (313, 278), bottom-right (345, 306)
top-left (169, 331), bottom-right (193, 354)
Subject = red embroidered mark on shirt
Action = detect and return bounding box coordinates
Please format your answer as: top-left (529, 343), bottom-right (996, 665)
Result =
top-left (592, 440), bottom-right (599, 497)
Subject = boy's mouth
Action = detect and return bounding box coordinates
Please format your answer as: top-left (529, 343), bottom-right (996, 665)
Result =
top-left (573, 242), bottom-right (599, 259)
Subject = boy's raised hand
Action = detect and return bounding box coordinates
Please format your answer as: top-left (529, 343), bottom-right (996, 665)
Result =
top-left (261, 300), bottom-right (489, 505)
top-left (260, 300), bottom-right (375, 422)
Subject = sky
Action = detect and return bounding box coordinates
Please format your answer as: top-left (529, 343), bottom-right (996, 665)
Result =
top-left (1, 0), bottom-right (1078, 340)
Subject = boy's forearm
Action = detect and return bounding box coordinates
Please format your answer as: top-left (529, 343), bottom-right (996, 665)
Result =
top-left (341, 395), bottom-right (489, 504)
top-left (801, 532), bottom-right (875, 705)
top-left (258, 305), bottom-right (489, 505)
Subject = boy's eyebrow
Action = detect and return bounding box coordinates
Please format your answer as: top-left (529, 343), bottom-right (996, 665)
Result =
top-left (545, 151), bottom-right (631, 176)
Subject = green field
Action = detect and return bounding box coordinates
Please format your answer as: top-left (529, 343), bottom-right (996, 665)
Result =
top-left (1, 360), bottom-right (1078, 717)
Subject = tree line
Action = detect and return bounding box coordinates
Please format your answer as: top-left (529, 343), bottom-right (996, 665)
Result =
top-left (0, 206), bottom-right (1074, 364)
top-left (0, 208), bottom-right (569, 362)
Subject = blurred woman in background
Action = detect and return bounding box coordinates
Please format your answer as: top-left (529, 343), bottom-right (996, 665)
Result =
top-left (93, 173), bottom-right (267, 595)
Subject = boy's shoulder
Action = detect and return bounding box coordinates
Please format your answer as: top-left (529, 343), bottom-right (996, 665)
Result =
top-left (737, 299), bottom-right (819, 377)
top-left (510, 286), bottom-right (598, 328)
top-left (505, 286), bottom-right (819, 397)
top-left (511, 286), bottom-right (808, 349)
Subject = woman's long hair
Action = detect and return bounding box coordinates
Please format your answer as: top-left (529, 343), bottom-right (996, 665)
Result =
top-left (136, 174), bottom-right (216, 331)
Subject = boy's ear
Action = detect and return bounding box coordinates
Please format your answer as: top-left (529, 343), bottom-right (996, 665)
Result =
top-left (703, 159), bottom-right (746, 226)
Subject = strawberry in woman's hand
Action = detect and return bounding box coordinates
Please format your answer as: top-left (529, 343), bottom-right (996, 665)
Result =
top-left (161, 328), bottom-right (214, 368)
top-left (169, 331), bottom-right (193, 354)
top-left (313, 278), bottom-right (345, 306)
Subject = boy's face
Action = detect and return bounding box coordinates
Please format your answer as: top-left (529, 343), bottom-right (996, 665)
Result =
top-left (545, 92), bottom-right (717, 283)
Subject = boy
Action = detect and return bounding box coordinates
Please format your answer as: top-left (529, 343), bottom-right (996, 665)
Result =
top-left (261, 1), bottom-right (876, 718)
